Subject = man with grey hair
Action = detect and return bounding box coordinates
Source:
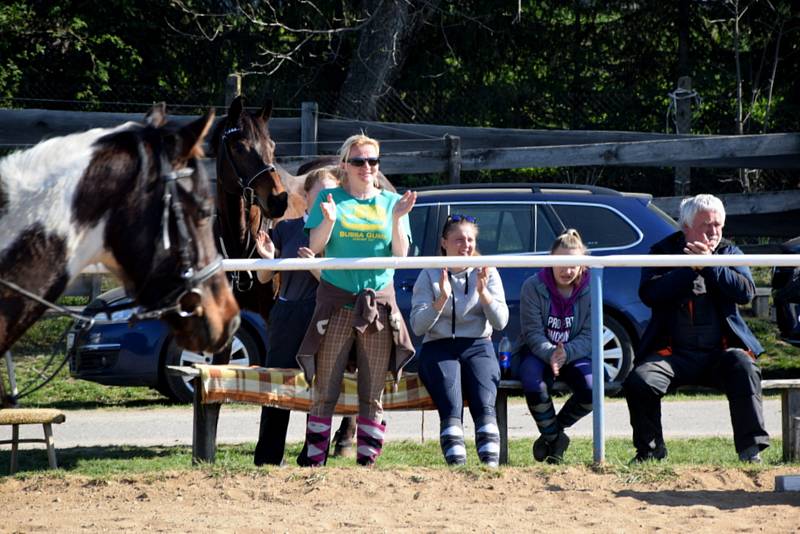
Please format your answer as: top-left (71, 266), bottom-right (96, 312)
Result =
top-left (624, 194), bottom-right (769, 463)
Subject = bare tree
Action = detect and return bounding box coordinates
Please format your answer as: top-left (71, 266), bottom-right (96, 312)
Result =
top-left (335, 0), bottom-right (442, 120)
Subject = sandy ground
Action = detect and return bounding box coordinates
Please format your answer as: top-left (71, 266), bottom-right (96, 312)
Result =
top-left (2, 466), bottom-right (799, 533)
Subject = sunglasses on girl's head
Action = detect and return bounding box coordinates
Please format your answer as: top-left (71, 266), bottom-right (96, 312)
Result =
top-left (448, 214), bottom-right (477, 223)
top-left (346, 157), bottom-right (380, 167)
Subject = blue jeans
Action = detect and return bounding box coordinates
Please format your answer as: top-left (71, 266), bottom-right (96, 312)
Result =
top-left (418, 337), bottom-right (500, 426)
top-left (518, 351), bottom-right (593, 436)
top-left (518, 353), bottom-right (593, 400)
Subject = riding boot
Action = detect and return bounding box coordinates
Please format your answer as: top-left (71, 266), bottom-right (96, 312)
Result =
top-left (330, 416), bottom-right (357, 458)
top-left (299, 415), bottom-right (332, 467)
top-left (356, 416), bottom-right (386, 466)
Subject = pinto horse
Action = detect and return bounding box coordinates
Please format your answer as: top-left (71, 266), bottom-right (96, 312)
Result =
top-left (0, 104), bottom-right (241, 405)
top-left (208, 96), bottom-right (288, 349)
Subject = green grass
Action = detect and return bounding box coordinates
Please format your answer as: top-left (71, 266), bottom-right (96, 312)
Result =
top-left (7, 353), bottom-right (168, 409)
top-left (1, 437), bottom-right (793, 479)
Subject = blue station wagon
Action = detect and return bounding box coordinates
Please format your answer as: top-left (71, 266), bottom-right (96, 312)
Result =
top-left (70, 183), bottom-right (678, 401)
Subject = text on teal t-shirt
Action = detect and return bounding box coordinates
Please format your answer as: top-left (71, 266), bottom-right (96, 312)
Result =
top-left (305, 187), bottom-right (412, 293)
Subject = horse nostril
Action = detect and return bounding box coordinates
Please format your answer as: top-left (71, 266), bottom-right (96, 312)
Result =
top-left (178, 289), bottom-right (204, 317)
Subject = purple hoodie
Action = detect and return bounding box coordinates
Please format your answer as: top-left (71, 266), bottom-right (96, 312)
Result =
top-left (537, 267), bottom-right (589, 344)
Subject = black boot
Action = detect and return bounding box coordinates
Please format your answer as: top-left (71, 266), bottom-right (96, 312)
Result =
top-left (330, 416), bottom-right (356, 458)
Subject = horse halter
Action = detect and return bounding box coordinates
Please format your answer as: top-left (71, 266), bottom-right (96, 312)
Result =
top-left (218, 126), bottom-right (281, 293)
top-left (220, 127), bottom-right (280, 214)
top-left (131, 160), bottom-right (223, 322)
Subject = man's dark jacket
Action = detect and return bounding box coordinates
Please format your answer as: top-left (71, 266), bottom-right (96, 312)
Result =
top-left (637, 231), bottom-right (764, 362)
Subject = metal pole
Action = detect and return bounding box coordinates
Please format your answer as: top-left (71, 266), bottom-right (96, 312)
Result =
top-left (590, 267), bottom-right (605, 464)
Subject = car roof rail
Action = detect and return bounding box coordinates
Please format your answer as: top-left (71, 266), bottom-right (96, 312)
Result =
top-left (405, 182), bottom-right (623, 196)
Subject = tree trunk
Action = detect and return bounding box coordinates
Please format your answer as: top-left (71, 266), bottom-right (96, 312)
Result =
top-left (335, 0), bottom-right (441, 121)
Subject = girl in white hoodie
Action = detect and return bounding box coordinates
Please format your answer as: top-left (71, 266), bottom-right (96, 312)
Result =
top-left (410, 214), bottom-right (509, 466)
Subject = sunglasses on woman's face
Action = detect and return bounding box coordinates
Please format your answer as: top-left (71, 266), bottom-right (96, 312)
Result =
top-left (448, 214), bottom-right (477, 223)
top-left (346, 157), bottom-right (380, 167)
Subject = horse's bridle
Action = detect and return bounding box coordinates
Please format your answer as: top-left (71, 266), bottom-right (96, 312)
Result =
top-left (220, 126), bottom-right (281, 214)
top-left (217, 126), bottom-right (281, 292)
top-left (129, 160), bottom-right (224, 322)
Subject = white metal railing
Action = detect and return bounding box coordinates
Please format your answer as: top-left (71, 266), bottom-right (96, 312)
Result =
top-left (221, 253), bottom-right (799, 271)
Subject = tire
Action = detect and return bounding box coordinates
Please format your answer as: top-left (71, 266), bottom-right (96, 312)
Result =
top-left (602, 315), bottom-right (634, 388)
top-left (159, 327), bottom-right (261, 403)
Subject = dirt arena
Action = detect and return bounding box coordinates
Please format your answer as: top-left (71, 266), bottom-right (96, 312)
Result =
top-left (2, 466), bottom-right (799, 532)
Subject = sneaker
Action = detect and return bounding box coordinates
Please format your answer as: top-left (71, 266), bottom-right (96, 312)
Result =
top-left (532, 435), bottom-right (550, 462)
top-left (738, 445), bottom-right (762, 464)
top-left (546, 432), bottom-right (570, 464)
top-left (631, 444), bottom-right (668, 463)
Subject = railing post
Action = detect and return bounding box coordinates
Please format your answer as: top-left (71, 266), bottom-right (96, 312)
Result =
top-left (673, 76), bottom-right (692, 196)
top-left (225, 74), bottom-right (241, 107)
top-left (445, 134), bottom-right (461, 184)
top-left (590, 267), bottom-right (605, 465)
top-left (301, 101), bottom-right (319, 157)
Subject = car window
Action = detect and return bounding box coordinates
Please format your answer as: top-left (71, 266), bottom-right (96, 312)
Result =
top-left (448, 204), bottom-right (533, 255)
top-left (408, 205), bottom-right (429, 257)
top-left (550, 203), bottom-right (639, 249)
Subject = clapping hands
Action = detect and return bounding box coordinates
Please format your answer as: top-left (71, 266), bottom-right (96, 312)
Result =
top-left (551, 342), bottom-right (567, 376)
top-left (255, 230), bottom-right (275, 260)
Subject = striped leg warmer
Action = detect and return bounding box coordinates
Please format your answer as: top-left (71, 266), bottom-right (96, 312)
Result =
top-left (356, 416), bottom-right (386, 466)
top-left (303, 415), bottom-right (332, 467)
top-left (525, 391), bottom-right (559, 441)
top-left (439, 418), bottom-right (467, 466)
top-left (556, 394), bottom-right (593, 430)
top-left (475, 416), bottom-right (501, 467)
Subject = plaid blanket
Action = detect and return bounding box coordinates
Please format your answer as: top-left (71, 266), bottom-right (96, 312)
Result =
top-left (195, 364), bottom-right (436, 414)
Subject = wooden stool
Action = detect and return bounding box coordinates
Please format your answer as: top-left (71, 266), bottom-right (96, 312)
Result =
top-left (0, 408), bottom-right (66, 474)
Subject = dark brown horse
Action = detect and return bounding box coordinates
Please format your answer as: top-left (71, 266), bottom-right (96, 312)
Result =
top-left (0, 104), bottom-right (241, 405)
top-left (208, 96), bottom-right (289, 354)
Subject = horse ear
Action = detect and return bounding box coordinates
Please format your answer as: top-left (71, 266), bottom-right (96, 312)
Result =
top-left (259, 99), bottom-right (273, 122)
top-left (146, 102), bottom-right (167, 127)
top-left (175, 109), bottom-right (216, 161)
top-left (227, 95), bottom-right (244, 125)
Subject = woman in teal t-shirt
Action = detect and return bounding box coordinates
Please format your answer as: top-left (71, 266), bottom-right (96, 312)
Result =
top-left (298, 134), bottom-right (417, 467)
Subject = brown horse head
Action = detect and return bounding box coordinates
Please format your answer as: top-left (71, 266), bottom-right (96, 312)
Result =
top-left (210, 96), bottom-right (288, 243)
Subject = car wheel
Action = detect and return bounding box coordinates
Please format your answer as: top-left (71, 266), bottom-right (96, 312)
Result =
top-left (159, 327), bottom-right (261, 403)
top-left (602, 315), bottom-right (634, 387)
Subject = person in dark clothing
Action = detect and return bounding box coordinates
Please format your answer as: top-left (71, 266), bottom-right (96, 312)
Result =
top-left (252, 168), bottom-right (348, 466)
top-left (624, 194), bottom-right (769, 463)
top-left (772, 260), bottom-right (800, 344)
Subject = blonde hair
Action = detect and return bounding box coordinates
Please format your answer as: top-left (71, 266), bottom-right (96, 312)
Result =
top-left (550, 228), bottom-right (587, 254)
top-left (303, 167), bottom-right (339, 193)
top-left (337, 134), bottom-right (381, 188)
top-left (338, 133), bottom-right (380, 163)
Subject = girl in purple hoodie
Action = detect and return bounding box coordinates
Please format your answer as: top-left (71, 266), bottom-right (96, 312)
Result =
top-left (515, 229), bottom-right (593, 463)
